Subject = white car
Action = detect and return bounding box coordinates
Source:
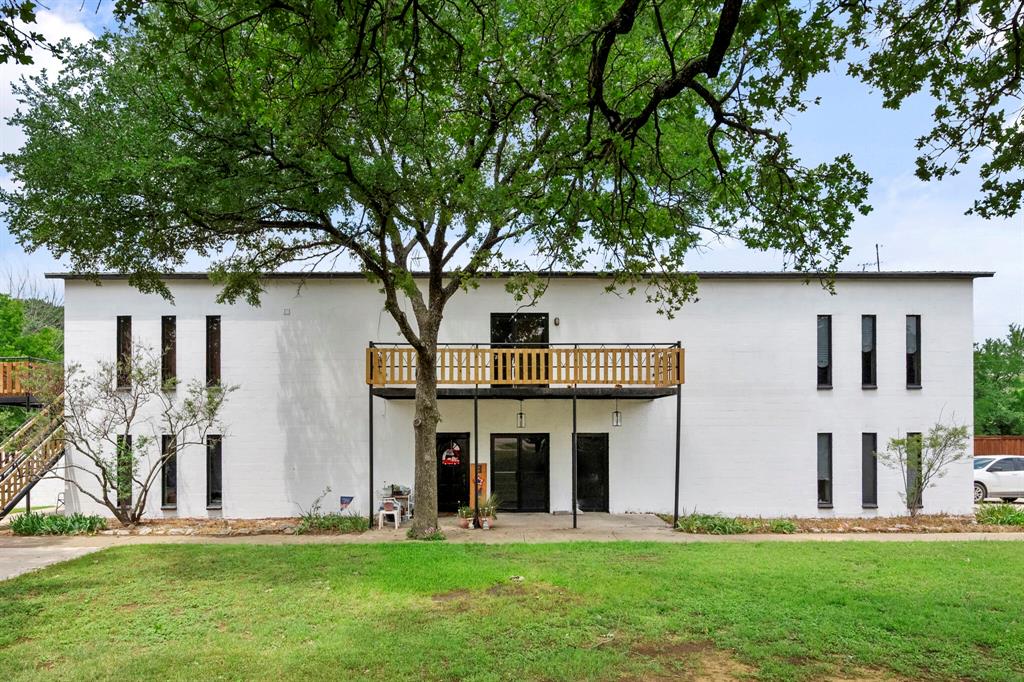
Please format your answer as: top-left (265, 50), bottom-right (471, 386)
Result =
top-left (974, 456), bottom-right (1024, 503)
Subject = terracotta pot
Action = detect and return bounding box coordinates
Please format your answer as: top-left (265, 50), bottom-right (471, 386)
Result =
top-left (482, 516), bottom-right (496, 529)
top-left (458, 517), bottom-right (471, 528)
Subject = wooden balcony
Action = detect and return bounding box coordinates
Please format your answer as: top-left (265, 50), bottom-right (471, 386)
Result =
top-left (0, 358), bottom-right (52, 406)
top-left (366, 344), bottom-right (684, 388)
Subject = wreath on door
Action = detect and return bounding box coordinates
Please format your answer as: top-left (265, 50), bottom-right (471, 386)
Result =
top-left (441, 442), bottom-right (462, 466)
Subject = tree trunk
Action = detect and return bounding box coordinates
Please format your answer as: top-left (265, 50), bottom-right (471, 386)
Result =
top-left (409, 341), bottom-right (440, 537)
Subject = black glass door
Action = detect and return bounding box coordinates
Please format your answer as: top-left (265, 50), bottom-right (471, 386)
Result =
top-left (491, 434), bottom-right (550, 512)
top-left (490, 313), bottom-right (549, 385)
top-left (576, 433), bottom-right (609, 512)
top-left (436, 433), bottom-right (470, 512)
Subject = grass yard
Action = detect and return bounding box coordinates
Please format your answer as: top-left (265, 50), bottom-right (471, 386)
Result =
top-left (1, 542), bottom-right (1023, 681)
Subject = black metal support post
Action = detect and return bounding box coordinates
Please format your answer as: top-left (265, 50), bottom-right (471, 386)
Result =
top-left (572, 385), bottom-right (578, 530)
top-left (473, 370), bottom-right (480, 514)
top-left (672, 341), bottom-right (682, 527)
top-left (368, 342), bottom-right (375, 528)
top-left (25, 488), bottom-right (30, 515)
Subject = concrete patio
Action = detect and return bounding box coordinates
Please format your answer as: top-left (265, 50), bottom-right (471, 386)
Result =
top-left (4, 512), bottom-right (1024, 581)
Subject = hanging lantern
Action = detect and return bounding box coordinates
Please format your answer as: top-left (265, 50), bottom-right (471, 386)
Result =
top-left (612, 398), bottom-right (622, 427)
top-left (516, 399), bottom-right (526, 429)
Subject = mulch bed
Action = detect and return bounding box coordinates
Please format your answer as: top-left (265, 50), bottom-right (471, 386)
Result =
top-left (104, 517), bottom-right (303, 537)
top-left (748, 514), bottom-right (1019, 534)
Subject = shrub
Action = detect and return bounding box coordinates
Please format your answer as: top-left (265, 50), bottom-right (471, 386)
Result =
top-left (767, 518), bottom-right (797, 534)
top-left (976, 504), bottom-right (1024, 526)
top-left (676, 514), bottom-right (798, 535)
top-left (676, 513), bottom-right (748, 535)
top-left (296, 513), bottom-right (368, 535)
top-left (11, 512), bottom-right (107, 536)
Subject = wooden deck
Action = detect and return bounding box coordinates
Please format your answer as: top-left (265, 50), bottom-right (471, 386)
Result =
top-left (0, 359), bottom-right (54, 406)
top-left (366, 345), bottom-right (684, 387)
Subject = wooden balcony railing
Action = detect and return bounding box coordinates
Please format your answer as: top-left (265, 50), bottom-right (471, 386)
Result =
top-left (366, 344), bottom-right (684, 387)
top-left (0, 358), bottom-right (51, 398)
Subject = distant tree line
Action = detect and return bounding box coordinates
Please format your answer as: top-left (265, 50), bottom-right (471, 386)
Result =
top-left (0, 274), bottom-right (63, 440)
top-left (975, 325), bottom-right (1024, 436)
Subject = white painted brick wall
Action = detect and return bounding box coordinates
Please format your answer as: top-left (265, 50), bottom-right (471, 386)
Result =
top-left (60, 275), bottom-right (976, 519)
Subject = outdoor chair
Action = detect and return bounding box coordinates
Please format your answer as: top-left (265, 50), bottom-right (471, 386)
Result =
top-left (377, 497), bottom-right (402, 530)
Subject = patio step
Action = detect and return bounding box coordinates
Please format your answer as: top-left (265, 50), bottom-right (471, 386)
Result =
top-left (0, 394), bottom-right (64, 519)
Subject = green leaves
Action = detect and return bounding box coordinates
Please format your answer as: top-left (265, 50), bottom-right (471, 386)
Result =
top-left (847, 0), bottom-right (1024, 218)
top-left (975, 325), bottom-right (1024, 435)
top-left (2, 0), bottom-right (877, 316)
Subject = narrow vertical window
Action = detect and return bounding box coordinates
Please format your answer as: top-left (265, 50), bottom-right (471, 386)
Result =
top-left (817, 433), bottom-right (833, 508)
top-left (817, 315), bottom-right (832, 388)
top-left (861, 315), bottom-right (877, 387)
top-left (206, 315), bottom-right (221, 387)
top-left (161, 315), bottom-right (177, 388)
top-left (116, 316), bottom-right (132, 389)
top-left (206, 435), bottom-right (223, 509)
top-left (862, 433), bottom-right (878, 508)
top-left (161, 435), bottom-right (177, 509)
top-left (906, 432), bottom-right (923, 509)
top-left (906, 315), bottom-right (922, 387)
top-left (116, 434), bottom-right (132, 509)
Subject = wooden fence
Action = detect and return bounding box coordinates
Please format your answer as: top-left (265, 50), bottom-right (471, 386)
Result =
top-left (975, 436), bottom-right (1024, 456)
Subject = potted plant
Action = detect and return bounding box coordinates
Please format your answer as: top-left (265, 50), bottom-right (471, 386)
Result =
top-left (479, 495), bottom-right (499, 529)
top-left (456, 505), bottom-right (474, 528)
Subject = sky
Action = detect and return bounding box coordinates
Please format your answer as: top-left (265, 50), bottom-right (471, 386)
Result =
top-left (0, 3), bottom-right (1021, 342)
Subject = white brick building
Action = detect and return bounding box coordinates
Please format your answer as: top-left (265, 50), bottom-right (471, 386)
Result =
top-left (51, 271), bottom-right (987, 521)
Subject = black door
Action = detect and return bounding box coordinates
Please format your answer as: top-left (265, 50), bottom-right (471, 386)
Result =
top-left (491, 434), bottom-right (550, 512)
top-left (576, 433), bottom-right (609, 512)
top-left (490, 313), bottom-right (549, 385)
top-left (437, 433), bottom-right (470, 512)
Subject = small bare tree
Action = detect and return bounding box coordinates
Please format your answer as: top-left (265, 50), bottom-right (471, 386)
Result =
top-left (877, 421), bottom-right (971, 517)
top-left (44, 345), bottom-right (234, 526)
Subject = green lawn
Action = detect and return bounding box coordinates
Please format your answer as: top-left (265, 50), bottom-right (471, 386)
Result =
top-left (1, 542), bottom-right (1023, 681)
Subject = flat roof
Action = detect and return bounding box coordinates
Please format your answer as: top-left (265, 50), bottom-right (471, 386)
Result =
top-left (47, 270), bottom-right (994, 281)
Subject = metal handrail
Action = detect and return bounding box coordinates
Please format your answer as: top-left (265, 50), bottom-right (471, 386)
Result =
top-left (369, 341), bottom-right (682, 347)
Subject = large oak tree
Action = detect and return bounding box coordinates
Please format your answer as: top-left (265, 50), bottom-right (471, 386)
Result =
top-left (3, 0), bottom-right (1017, 534)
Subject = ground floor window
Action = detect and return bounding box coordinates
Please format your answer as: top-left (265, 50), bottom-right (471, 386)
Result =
top-left (862, 433), bottom-right (877, 508)
top-left (161, 435), bottom-right (177, 509)
top-left (207, 435), bottom-right (222, 509)
top-left (116, 434), bottom-right (132, 509)
top-left (817, 433), bottom-right (832, 508)
top-left (907, 432), bottom-right (923, 509)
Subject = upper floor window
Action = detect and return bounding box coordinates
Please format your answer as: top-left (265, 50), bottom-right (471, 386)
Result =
top-left (906, 315), bottom-right (922, 388)
top-left (816, 315), bottom-right (832, 388)
top-left (161, 315), bottom-right (177, 388)
top-left (116, 316), bottom-right (132, 389)
top-left (861, 315), bottom-right (877, 388)
top-left (206, 315), bottom-right (221, 387)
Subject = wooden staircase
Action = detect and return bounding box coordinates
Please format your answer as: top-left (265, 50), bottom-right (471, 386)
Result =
top-left (0, 394), bottom-right (64, 519)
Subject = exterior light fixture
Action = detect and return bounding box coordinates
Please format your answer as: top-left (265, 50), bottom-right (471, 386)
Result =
top-left (516, 399), bottom-right (526, 429)
top-left (612, 398), bottom-right (622, 427)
